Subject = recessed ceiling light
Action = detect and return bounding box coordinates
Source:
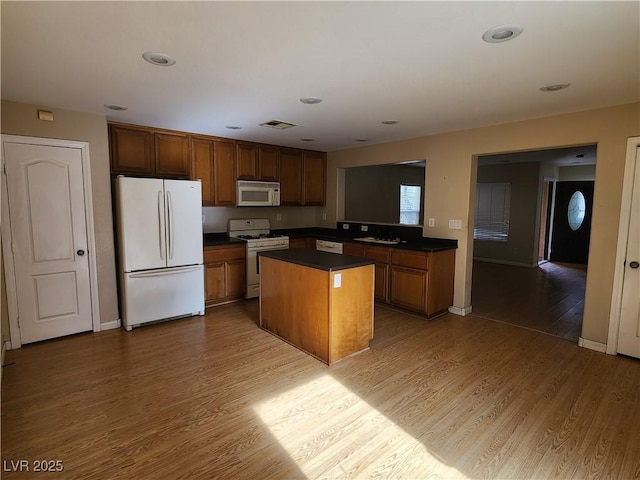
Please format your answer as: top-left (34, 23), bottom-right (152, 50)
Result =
top-left (142, 52), bottom-right (176, 66)
top-left (482, 24), bottom-right (524, 43)
top-left (301, 138), bottom-right (315, 142)
top-left (539, 82), bottom-right (571, 92)
top-left (104, 104), bottom-right (128, 111)
top-left (300, 97), bottom-right (322, 105)
top-left (381, 120), bottom-right (399, 125)
top-left (225, 125), bottom-right (242, 130)
top-left (355, 138), bottom-right (369, 142)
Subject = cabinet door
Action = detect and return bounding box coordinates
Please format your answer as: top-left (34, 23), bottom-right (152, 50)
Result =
top-left (213, 140), bottom-right (236, 206)
top-left (109, 125), bottom-right (154, 174)
top-left (390, 266), bottom-right (427, 313)
top-left (303, 152), bottom-right (326, 205)
top-left (343, 243), bottom-right (365, 257)
top-left (205, 262), bottom-right (226, 303)
top-left (289, 237), bottom-right (309, 249)
top-left (155, 132), bottom-right (190, 178)
top-left (236, 143), bottom-right (258, 180)
top-left (190, 137), bottom-right (214, 206)
top-left (374, 263), bottom-right (389, 302)
top-left (259, 146), bottom-right (280, 181)
top-left (226, 260), bottom-right (246, 297)
top-left (280, 150), bottom-right (303, 205)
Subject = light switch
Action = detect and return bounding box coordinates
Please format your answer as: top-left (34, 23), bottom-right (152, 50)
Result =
top-left (333, 273), bottom-right (342, 288)
top-left (428, 218), bottom-right (435, 227)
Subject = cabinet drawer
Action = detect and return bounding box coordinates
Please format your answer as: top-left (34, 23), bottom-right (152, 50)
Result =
top-left (364, 246), bottom-right (390, 264)
top-left (391, 250), bottom-right (429, 270)
top-left (204, 245), bottom-right (246, 263)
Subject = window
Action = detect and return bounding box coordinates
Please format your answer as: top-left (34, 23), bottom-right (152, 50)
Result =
top-left (399, 184), bottom-right (421, 225)
top-left (474, 182), bottom-right (511, 241)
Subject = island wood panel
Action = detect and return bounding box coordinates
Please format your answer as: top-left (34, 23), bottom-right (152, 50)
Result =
top-left (328, 265), bottom-right (374, 363)
top-left (259, 256), bottom-right (329, 362)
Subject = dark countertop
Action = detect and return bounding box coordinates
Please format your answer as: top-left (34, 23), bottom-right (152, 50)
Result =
top-left (274, 227), bottom-right (457, 252)
top-left (203, 228), bottom-right (457, 252)
top-left (258, 248), bottom-right (375, 272)
top-left (203, 232), bottom-right (245, 247)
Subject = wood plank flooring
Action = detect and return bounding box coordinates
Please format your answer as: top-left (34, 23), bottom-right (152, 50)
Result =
top-left (472, 261), bottom-right (587, 342)
top-left (3, 301), bottom-right (639, 479)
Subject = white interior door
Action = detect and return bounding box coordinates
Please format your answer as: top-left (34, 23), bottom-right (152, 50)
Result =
top-left (4, 142), bottom-right (93, 344)
top-left (164, 179), bottom-right (203, 268)
top-left (617, 145), bottom-right (640, 358)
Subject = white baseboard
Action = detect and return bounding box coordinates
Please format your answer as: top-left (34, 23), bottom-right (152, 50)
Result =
top-left (448, 305), bottom-right (473, 316)
top-left (578, 337), bottom-right (607, 353)
top-left (474, 257), bottom-right (537, 268)
top-left (100, 319), bottom-right (122, 331)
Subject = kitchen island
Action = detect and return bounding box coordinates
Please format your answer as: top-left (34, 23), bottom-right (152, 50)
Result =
top-left (258, 249), bottom-right (375, 365)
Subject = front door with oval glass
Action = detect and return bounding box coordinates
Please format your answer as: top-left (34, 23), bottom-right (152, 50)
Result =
top-left (550, 181), bottom-right (594, 264)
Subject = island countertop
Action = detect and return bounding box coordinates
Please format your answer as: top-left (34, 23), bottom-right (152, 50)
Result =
top-left (258, 248), bottom-right (374, 272)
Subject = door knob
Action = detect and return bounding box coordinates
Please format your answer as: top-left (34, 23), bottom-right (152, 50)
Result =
top-left (630, 261), bottom-right (639, 269)
top-left (77, 250), bottom-right (85, 256)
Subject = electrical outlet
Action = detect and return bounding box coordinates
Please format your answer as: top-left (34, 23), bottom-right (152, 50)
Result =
top-left (361, 225), bottom-right (368, 232)
top-left (428, 218), bottom-right (435, 227)
top-left (342, 224), bottom-right (349, 230)
top-left (448, 219), bottom-right (462, 230)
top-left (276, 213), bottom-right (282, 221)
top-left (333, 273), bottom-right (342, 288)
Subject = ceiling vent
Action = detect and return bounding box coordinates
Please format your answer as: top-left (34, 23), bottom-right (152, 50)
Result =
top-left (259, 120), bottom-right (297, 130)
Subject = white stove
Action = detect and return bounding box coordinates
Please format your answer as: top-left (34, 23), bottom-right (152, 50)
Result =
top-left (228, 219), bottom-right (289, 298)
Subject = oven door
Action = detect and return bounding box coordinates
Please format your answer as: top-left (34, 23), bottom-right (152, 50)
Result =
top-left (246, 244), bottom-right (289, 299)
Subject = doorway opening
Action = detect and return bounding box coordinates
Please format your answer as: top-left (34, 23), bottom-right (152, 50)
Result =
top-left (471, 145), bottom-right (596, 342)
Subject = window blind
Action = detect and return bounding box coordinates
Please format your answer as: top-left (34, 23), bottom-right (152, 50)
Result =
top-left (474, 182), bottom-right (511, 241)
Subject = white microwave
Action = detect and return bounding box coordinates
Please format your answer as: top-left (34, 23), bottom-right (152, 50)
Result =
top-left (236, 180), bottom-right (281, 207)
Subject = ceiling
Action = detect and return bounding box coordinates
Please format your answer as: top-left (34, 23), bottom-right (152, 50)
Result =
top-left (479, 144), bottom-right (597, 166)
top-left (2, 2), bottom-right (638, 152)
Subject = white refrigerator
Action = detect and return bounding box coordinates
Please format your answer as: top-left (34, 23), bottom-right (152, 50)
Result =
top-left (116, 176), bottom-right (205, 331)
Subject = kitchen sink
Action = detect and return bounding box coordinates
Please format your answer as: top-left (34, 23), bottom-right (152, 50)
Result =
top-left (353, 236), bottom-right (401, 245)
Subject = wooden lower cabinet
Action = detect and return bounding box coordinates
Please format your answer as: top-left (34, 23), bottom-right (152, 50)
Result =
top-left (204, 245), bottom-right (246, 306)
top-left (343, 242), bottom-right (389, 302)
top-left (389, 266), bottom-right (427, 312)
top-left (289, 237), bottom-right (313, 249)
top-left (343, 241), bottom-right (454, 317)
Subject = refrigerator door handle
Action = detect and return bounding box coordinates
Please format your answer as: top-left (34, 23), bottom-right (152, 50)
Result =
top-left (158, 190), bottom-right (166, 260)
top-left (167, 191), bottom-right (174, 260)
top-left (129, 266), bottom-right (202, 278)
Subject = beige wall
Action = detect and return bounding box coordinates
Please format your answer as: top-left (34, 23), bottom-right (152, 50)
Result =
top-left (558, 164), bottom-right (596, 181)
top-left (326, 102), bottom-right (640, 345)
top-left (474, 162), bottom-right (540, 265)
top-left (344, 164), bottom-right (425, 224)
top-left (1, 100), bottom-right (119, 327)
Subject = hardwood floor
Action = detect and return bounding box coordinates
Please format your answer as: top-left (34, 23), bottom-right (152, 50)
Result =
top-left (472, 260), bottom-right (587, 342)
top-left (3, 301), bottom-right (639, 479)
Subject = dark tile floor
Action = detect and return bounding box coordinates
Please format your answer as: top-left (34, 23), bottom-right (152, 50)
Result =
top-left (471, 260), bottom-right (586, 342)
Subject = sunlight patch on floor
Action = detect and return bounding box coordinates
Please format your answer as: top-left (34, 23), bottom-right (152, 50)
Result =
top-left (253, 374), bottom-right (467, 479)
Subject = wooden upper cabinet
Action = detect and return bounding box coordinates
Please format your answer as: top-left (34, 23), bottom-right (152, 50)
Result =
top-left (109, 124), bottom-right (154, 174)
top-left (303, 152), bottom-right (326, 206)
top-left (280, 150), bottom-right (304, 205)
top-left (213, 140), bottom-right (236, 206)
top-left (155, 132), bottom-right (190, 178)
top-left (258, 146), bottom-right (280, 182)
top-left (109, 124), bottom-right (189, 178)
top-left (236, 143), bottom-right (259, 180)
top-left (190, 137), bottom-right (214, 206)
